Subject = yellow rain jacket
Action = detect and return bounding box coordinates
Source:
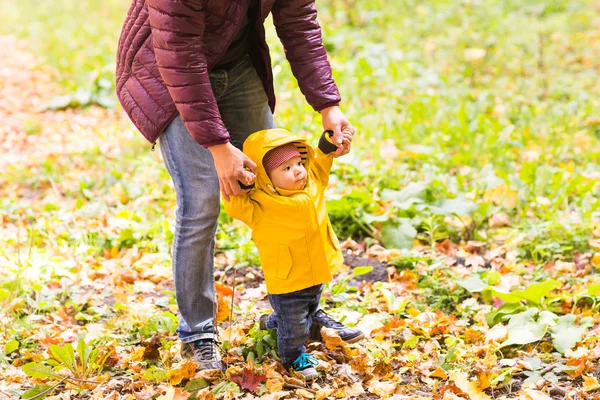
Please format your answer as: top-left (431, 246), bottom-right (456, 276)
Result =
top-left (223, 129), bottom-right (344, 295)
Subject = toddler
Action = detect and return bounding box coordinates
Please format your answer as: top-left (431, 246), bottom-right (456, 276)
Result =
top-left (224, 128), bottom-right (363, 380)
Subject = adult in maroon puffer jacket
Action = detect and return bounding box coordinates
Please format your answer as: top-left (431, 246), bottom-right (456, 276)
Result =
top-left (116, 0), bottom-right (355, 371)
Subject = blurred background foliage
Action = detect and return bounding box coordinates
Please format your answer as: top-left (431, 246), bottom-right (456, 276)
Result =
top-left (1, 0), bottom-right (599, 256)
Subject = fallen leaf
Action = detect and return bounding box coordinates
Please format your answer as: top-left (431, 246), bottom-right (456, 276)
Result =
top-left (519, 389), bottom-right (552, 400)
top-left (591, 253), bottom-right (600, 267)
top-left (229, 367), bottom-right (267, 393)
top-left (489, 213), bottom-right (511, 228)
top-left (431, 367), bottom-right (448, 380)
top-left (168, 359), bottom-right (197, 385)
top-left (215, 282), bottom-right (234, 296)
top-left (321, 327), bottom-right (344, 350)
top-left (296, 388), bottom-right (315, 398)
top-left (220, 325), bottom-right (246, 345)
top-left (449, 371), bottom-right (491, 400)
top-left (583, 374), bottom-right (600, 392)
top-left (367, 380), bottom-right (396, 398)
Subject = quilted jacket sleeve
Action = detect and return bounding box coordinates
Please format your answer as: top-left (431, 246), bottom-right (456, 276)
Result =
top-left (272, 0), bottom-right (341, 112)
top-left (147, 0), bottom-right (229, 147)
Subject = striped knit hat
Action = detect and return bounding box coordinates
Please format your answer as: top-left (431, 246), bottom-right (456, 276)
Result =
top-left (263, 143), bottom-right (301, 174)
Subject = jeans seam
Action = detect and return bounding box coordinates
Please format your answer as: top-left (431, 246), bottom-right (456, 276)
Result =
top-left (160, 131), bottom-right (183, 284)
top-left (159, 127), bottom-right (188, 339)
top-left (181, 332), bottom-right (216, 343)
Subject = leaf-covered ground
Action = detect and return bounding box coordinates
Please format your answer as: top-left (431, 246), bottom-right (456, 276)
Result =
top-left (2, 1), bottom-right (600, 399)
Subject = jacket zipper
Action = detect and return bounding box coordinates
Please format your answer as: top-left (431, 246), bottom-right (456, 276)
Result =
top-left (151, 142), bottom-right (156, 151)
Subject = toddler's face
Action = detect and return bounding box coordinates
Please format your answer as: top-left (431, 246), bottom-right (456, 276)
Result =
top-left (268, 156), bottom-right (307, 190)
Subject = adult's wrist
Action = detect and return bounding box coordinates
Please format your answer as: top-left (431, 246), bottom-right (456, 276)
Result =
top-left (207, 142), bottom-right (231, 155)
top-left (317, 104), bottom-right (340, 114)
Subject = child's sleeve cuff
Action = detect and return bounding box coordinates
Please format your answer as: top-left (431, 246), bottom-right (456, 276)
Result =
top-left (318, 130), bottom-right (338, 154)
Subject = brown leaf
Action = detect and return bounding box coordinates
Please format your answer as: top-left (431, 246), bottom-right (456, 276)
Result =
top-left (488, 213), bottom-right (511, 228)
top-left (142, 334), bottom-right (162, 361)
top-left (321, 327), bottom-right (347, 351)
top-left (229, 367), bottom-right (267, 393)
top-left (348, 355), bottom-right (370, 375)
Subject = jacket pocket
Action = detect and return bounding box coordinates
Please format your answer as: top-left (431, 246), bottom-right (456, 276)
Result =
top-left (327, 223), bottom-right (341, 251)
top-left (276, 245), bottom-right (293, 280)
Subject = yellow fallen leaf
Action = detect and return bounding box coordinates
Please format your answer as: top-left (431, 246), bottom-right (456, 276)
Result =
top-left (215, 293), bottom-right (232, 323)
top-left (168, 359), bottom-right (197, 385)
top-left (591, 253), bottom-right (600, 267)
top-left (367, 380), bottom-right (397, 398)
top-left (131, 346), bottom-right (146, 362)
top-left (220, 324), bottom-right (246, 345)
top-left (296, 388), bottom-right (315, 398)
top-left (583, 374), bottom-right (600, 392)
top-left (449, 371), bottom-right (491, 400)
top-left (431, 367), bottom-right (448, 380)
top-left (315, 387), bottom-right (334, 400)
top-left (321, 327), bottom-right (344, 350)
top-left (519, 389), bottom-right (552, 400)
top-left (406, 307), bottom-right (421, 317)
top-left (483, 185), bottom-right (517, 209)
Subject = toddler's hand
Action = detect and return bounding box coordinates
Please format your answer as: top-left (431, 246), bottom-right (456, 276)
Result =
top-left (237, 170), bottom-right (256, 191)
top-left (332, 129), bottom-right (354, 158)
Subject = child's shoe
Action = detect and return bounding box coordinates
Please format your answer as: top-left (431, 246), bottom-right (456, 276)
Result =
top-left (309, 310), bottom-right (365, 343)
top-left (258, 314), bottom-right (269, 330)
top-left (292, 353), bottom-right (319, 381)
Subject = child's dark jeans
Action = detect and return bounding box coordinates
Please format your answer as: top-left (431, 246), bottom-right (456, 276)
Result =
top-left (264, 284), bottom-right (324, 367)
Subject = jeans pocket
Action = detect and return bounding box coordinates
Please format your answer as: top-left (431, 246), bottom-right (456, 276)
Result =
top-left (276, 245), bottom-right (293, 280)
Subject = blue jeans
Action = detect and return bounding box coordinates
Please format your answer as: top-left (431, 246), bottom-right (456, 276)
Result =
top-left (264, 284), bottom-right (323, 367)
top-left (159, 55), bottom-right (276, 343)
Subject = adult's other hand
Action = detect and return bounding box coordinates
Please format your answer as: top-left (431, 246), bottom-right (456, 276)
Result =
top-left (321, 106), bottom-right (355, 156)
top-left (209, 142), bottom-right (257, 201)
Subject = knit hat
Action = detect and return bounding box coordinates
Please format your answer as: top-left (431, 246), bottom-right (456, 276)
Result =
top-left (263, 143), bottom-right (301, 174)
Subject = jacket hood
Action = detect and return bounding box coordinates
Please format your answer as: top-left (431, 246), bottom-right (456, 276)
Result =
top-left (244, 129), bottom-right (314, 193)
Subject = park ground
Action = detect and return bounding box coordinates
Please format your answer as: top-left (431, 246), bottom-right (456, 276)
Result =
top-left (2, 1), bottom-right (600, 399)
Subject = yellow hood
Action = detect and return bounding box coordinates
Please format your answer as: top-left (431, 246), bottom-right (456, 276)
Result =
top-left (243, 128), bottom-right (314, 193)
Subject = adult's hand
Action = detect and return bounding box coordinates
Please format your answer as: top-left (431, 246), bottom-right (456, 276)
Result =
top-left (320, 106), bottom-right (355, 156)
top-left (208, 142), bottom-right (257, 202)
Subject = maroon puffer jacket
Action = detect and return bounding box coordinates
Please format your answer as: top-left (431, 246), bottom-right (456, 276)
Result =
top-left (116, 0), bottom-right (341, 147)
